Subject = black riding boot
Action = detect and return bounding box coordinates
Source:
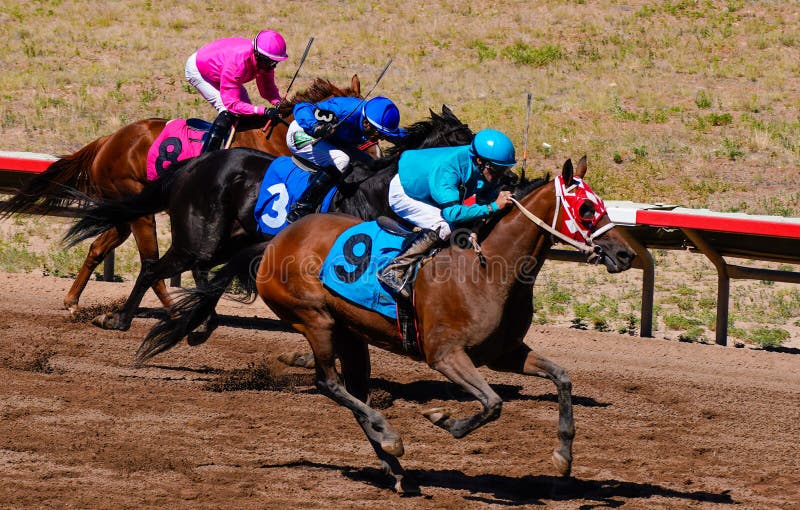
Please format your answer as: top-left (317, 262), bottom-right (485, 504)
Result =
top-left (377, 229), bottom-right (441, 300)
top-left (286, 167), bottom-right (340, 223)
top-left (201, 110), bottom-right (235, 153)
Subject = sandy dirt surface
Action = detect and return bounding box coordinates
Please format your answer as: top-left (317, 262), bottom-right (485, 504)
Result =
top-left (1, 271), bottom-right (799, 509)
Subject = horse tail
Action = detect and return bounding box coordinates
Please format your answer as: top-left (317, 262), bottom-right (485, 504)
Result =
top-left (133, 241), bottom-right (270, 366)
top-left (0, 136), bottom-right (107, 219)
top-left (62, 161), bottom-right (188, 248)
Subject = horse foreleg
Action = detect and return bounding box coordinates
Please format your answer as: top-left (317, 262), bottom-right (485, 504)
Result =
top-left (336, 336), bottom-right (418, 495)
top-left (64, 225), bottom-right (131, 315)
top-left (425, 348), bottom-right (503, 439)
top-left (129, 215), bottom-right (172, 309)
top-left (488, 344), bottom-right (575, 477)
top-left (93, 247), bottom-right (191, 331)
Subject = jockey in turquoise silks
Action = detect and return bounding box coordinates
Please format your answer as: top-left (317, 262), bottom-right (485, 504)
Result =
top-left (377, 129), bottom-right (517, 299)
top-left (285, 96), bottom-right (404, 222)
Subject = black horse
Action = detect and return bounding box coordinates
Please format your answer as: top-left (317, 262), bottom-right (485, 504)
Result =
top-left (64, 105), bottom-right (474, 340)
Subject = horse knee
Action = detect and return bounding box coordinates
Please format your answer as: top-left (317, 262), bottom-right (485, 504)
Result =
top-left (554, 370), bottom-right (572, 393)
top-left (486, 397), bottom-right (503, 421)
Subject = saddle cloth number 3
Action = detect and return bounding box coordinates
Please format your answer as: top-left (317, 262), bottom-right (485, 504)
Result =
top-left (260, 183), bottom-right (290, 228)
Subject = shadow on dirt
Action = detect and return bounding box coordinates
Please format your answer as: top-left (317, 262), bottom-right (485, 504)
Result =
top-left (370, 377), bottom-right (610, 408)
top-left (133, 308), bottom-right (295, 333)
top-left (259, 460), bottom-right (732, 506)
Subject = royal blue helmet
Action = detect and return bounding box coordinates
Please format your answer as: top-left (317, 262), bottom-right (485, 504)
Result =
top-left (361, 96), bottom-right (404, 136)
top-left (470, 129), bottom-right (516, 166)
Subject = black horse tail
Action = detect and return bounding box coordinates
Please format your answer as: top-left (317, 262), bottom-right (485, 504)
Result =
top-left (62, 160), bottom-right (190, 248)
top-left (133, 241), bottom-right (270, 366)
top-left (0, 136), bottom-right (107, 219)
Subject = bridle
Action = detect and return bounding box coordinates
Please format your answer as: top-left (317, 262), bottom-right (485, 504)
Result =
top-left (509, 175), bottom-right (615, 261)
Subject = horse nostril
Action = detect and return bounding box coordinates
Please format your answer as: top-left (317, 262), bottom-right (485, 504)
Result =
top-left (617, 250), bottom-right (634, 264)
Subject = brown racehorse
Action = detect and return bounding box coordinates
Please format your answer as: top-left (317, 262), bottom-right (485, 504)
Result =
top-left (0, 76), bottom-right (363, 315)
top-left (136, 156), bottom-right (635, 494)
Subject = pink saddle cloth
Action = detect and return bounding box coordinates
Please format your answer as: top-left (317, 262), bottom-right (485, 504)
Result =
top-left (146, 119), bottom-right (206, 181)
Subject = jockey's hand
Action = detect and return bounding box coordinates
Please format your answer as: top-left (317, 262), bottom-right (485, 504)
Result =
top-left (494, 190), bottom-right (514, 210)
top-left (313, 122), bottom-right (336, 139)
top-left (265, 107), bottom-right (281, 121)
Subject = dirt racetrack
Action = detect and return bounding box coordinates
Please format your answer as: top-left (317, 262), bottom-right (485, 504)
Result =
top-left (1, 271), bottom-right (799, 509)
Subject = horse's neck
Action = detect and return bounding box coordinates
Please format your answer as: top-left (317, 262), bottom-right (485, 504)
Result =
top-left (478, 184), bottom-right (556, 285)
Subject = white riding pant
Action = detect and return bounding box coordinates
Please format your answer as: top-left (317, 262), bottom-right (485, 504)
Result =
top-left (388, 174), bottom-right (452, 240)
top-left (285, 121), bottom-right (350, 172)
top-left (185, 52), bottom-right (227, 113)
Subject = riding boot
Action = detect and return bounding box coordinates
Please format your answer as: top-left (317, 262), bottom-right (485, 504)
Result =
top-left (201, 110), bottom-right (235, 153)
top-left (286, 167), bottom-right (340, 223)
top-left (377, 228), bottom-right (441, 300)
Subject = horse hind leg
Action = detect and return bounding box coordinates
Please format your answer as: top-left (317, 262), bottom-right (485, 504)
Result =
top-left (488, 345), bottom-right (575, 477)
top-left (129, 215), bottom-right (173, 310)
top-left (336, 336), bottom-right (418, 495)
top-left (424, 348), bottom-right (503, 439)
top-left (64, 224), bottom-right (131, 315)
top-left (93, 247), bottom-right (192, 331)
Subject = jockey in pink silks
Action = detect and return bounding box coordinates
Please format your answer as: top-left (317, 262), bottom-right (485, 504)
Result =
top-left (185, 30), bottom-right (289, 152)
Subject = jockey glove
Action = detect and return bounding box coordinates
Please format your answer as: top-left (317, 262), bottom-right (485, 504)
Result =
top-left (265, 107), bottom-right (281, 121)
top-left (313, 121), bottom-right (336, 139)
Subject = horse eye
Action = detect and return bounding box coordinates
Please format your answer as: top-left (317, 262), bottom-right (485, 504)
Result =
top-left (579, 201), bottom-right (596, 220)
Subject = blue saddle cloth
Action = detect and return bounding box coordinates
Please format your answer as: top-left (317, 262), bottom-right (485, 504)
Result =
top-left (319, 221), bottom-right (406, 319)
top-left (254, 156), bottom-right (336, 235)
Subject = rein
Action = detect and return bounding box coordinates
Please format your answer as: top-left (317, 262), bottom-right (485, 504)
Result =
top-left (509, 187), bottom-right (615, 254)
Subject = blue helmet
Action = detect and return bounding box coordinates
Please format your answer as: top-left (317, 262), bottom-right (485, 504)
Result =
top-left (470, 129), bottom-right (517, 166)
top-left (361, 96), bottom-right (405, 136)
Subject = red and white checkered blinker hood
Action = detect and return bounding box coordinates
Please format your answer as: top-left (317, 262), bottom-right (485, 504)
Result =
top-left (554, 175), bottom-right (610, 243)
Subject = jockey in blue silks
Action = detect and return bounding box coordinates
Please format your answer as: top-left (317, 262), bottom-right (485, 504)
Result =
top-left (285, 95), bottom-right (404, 222)
top-left (377, 129), bottom-right (517, 299)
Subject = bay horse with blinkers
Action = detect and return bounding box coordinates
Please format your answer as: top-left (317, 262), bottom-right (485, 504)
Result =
top-left (0, 76), bottom-right (364, 315)
top-left (135, 155), bottom-right (635, 494)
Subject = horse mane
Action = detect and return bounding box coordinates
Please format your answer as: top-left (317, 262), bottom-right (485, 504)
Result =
top-left (280, 78), bottom-right (354, 114)
top-left (334, 105), bottom-right (474, 219)
top-left (474, 173), bottom-right (551, 242)
top-left (235, 78), bottom-right (357, 131)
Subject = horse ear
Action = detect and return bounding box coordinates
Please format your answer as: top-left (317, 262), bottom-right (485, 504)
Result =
top-left (351, 75), bottom-right (361, 96)
top-left (562, 158), bottom-right (574, 183)
top-left (575, 155), bottom-right (588, 178)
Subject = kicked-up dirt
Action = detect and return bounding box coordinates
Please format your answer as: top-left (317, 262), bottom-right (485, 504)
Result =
top-left (1, 271), bottom-right (798, 509)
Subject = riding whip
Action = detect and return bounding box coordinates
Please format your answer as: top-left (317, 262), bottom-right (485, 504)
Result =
top-left (284, 36), bottom-right (315, 98)
top-left (311, 58), bottom-right (393, 145)
top-left (263, 36), bottom-right (314, 132)
top-left (521, 91), bottom-right (532, 181)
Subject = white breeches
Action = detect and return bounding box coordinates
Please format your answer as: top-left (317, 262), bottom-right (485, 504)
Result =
top-left (286, 121), bottom-right (350, 172)
top-left (388, 174), bottom-right (452, 240)
top-left (185, 52), bottom-right (226, 113)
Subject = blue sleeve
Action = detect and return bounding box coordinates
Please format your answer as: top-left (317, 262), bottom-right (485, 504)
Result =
top-left (428, 160), bottom-right (492, 225)
top-left (475, 180), bottom-right (500, 205)
top-left (293, 102), bottom-right (318, 133)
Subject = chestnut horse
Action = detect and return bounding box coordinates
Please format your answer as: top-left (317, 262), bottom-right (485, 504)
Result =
top-left (0, 76), bottom-right (363, 315)
top-left (135, 156), bottom-right (635, 494)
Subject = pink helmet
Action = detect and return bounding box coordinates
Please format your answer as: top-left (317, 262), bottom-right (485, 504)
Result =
top-left (253, 30), bottom-right (288, 61)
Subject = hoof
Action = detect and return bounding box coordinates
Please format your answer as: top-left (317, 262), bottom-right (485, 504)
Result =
top-left (187, 330), bottom-right (211, 346)
top-left (278, 351), bottom-right (316, 368)
top-left (92, 313), bottom-right (129, 331)
top-left (395, 475), bottom-right (421, 496)
top-left (380, 435), bottom-right (404, 458)
top-left (422, 407), bottom-right (450, 426)
top-left (552, 449), bottom-right (572, 477)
